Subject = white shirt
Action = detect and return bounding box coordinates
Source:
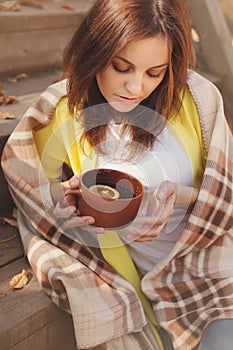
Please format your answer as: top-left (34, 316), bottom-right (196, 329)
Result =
top-left (97, 121), bottom-right (193, 275)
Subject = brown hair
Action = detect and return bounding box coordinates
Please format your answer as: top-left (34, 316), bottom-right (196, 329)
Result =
top-left (63, 0), bottom-right (196, 153)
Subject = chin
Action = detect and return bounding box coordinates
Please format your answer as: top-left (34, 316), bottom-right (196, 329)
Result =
top-left (109, 101), bottom-right (139, 113)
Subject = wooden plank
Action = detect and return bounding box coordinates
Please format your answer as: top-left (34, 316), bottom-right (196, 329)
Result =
top-left (0, 218), bottom-right (23, 267)
top-left (10, 313), bottom-right (76, 350)
top-left (0, 257), bottom-right (76, 350)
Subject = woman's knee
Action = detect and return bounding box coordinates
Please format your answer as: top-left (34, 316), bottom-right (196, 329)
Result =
top-left (197, 319), bottom-right (233, 350)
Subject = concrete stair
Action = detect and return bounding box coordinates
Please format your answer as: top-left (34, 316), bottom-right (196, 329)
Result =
top-left (0, 0), bottom-right (94, 76)
top-left (0, 71), bottom-right (77, 349)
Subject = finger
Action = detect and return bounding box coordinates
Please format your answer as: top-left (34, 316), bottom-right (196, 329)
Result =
top-left (54, 205), bottom-right (76, 218)
top-left (69, 175), bottom-right (80, 189)
top-left (145, 188), bottom-right (174, 218)
top-left (133, 235), bottom-right (159, 242)
top-left (127, 232), bottom-right (159, 242)
top-left (63, 193), bottom-right (78, 207)
top-left (82, 225), bottom-right (106, 235)
top-left (156, 180), bottom-right (176, 201)
top-left (128, 225), bottom-right (160, 237)
top-left (139, 200), bottom-right (174, 225)
top-left (148, 193), bottom-right (176, 222)
top-left (145, 192), bottom-right (159, 217)
top-left (63, 215), bottom-right (95, 228)
top-left (63, 217), bottom-right (105, 234)
top-left (139, 207), bottom-right (173, 226)
top-left (127, 224), bottom-right (164, 242)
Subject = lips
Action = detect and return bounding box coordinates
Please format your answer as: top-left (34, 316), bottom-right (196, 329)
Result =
top-left (116, 95), bottom-right (139, 104)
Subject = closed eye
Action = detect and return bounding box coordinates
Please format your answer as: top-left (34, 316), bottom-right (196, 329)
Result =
top-left (112, 61), bottom-right (167, 79)
top-left (147, 71), bottom-right (163, 79)
top-left (112, 63), bottom-right (130, 74)
top-left (147, 67), bottom-right (167, 79)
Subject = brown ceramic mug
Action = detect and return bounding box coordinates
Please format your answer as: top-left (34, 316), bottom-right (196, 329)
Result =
top-left (64, 168), bottom-right (144, 229)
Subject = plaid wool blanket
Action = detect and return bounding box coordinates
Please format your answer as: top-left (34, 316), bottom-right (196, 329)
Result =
top-left (2, 70), bottom-right (233, 350)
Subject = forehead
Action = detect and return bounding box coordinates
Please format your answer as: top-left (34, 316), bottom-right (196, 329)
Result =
top-left (116, 34), bottom-right (169, 68)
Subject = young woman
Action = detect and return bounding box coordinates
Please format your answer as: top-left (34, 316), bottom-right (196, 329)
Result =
top-left (2, 0), bottom-right (233, 349)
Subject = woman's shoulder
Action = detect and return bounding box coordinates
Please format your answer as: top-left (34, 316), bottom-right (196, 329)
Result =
top-left (187, 69), bottom-right (222, 99)
top-left (46, 78), bottom-right (68, 96)
top-left (24, 78), bottom-right (69, 131)
top-left (43, 78), bottom-right (68, 109)
top-left (25, 78), bottom-right (68, 118)
top-left (186, 69), bottom-right (225, 151)
top-left (186, 69), bottom-right (223, 119)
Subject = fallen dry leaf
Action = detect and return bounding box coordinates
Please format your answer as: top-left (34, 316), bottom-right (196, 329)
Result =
top-left (9, 269), bottom-right (29, 290)
top-left (61, 2), bottom-right (74, 11)
top-left (0, 89), bottom-right (17, 106)
top-left (4, 96), bottom-right (16, 105)
top-left (7, 72), bottom-right (28, 83)
top-left (0, 111), bottom-right (15, 119)
top-left (1, 217), bottom-right (18, 228)
top-left (0, 0), bottom-right (20, 11)
top-left (0, 293), bottom-right (6, 298)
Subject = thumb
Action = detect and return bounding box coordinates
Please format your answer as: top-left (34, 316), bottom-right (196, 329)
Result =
top-left (156, 181), bottom-right (176, 200)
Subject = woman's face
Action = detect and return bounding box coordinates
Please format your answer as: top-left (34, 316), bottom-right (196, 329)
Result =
top-left (96, 34), bottom-right (169, 113)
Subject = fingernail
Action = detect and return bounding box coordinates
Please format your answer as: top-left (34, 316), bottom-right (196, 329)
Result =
top-left (86, 220), bottom-right (94, 224)
top-left (68, 206), bottom-right (76, 213)
top-left (96, 228), bottom-right (105, 234)
top-left (157, 191), bottom-right (165, 200)
top-left (129, 227), bottom-right (141, 233)
top-left (84, 217), bottom-right (95, 224)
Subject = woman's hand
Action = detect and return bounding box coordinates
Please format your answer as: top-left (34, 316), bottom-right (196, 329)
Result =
top-left (128, 180), bottom-right (198, 242)
top-left (128, 181), bottom-right (177, 242)
top-left (52, 175), bottom-right (105, 234)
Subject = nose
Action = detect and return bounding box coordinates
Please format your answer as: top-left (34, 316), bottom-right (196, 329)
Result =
top-left (125, 73), bottom-right (143, 95)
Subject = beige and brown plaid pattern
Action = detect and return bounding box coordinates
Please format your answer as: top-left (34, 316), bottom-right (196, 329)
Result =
top-left (2, 71), bottom-right (233, 350)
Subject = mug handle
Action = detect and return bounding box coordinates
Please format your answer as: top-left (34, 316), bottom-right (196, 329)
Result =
top-left (63, 188), bottom-right (81, 208)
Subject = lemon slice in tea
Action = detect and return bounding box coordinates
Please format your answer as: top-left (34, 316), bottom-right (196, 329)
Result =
top-left (89, 184), bottom-right (120, 199)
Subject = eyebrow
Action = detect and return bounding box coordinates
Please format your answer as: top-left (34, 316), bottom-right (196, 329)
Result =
top-left (115, 56), bottom-right (168, 69)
